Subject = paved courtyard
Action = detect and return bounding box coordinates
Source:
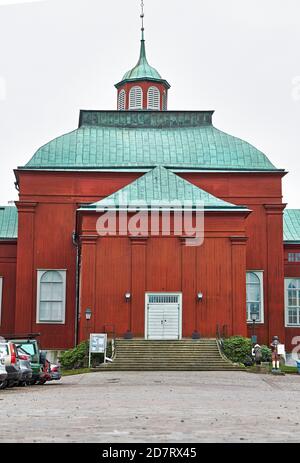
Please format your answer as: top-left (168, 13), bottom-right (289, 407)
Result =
top-left (0, 371), bottom-right (300, 443)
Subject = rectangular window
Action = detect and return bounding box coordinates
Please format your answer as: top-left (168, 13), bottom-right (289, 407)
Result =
top-left (288, 253), bottom-right (300, 262)
top-left (285, 278), bottom-right (300, 327)
top-left (36, 270), bottom-right (66, 324)
top-left (246, 271), bottom-right (264, 323)
top-left (0, 277), bottom-right (3, 326)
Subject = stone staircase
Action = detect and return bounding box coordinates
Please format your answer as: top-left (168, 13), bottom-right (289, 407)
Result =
top-left (100, 339), bottom-right (244, 371)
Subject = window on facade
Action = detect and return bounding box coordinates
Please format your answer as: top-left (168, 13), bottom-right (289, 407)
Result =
top-left (246, 271), bottom-right (264, 323)
top-left (162, 91), bottom-right (168, 111)
top-left (147, 86), bottom-right (160, 110)
top-left (288, 253), bottom-right (300, 262)
top-left (37, 270), bottom-right (66, 324)
top-left (118, 90), bottom-right (126, 111)
top-left (129, 86), bottom-right (143, 110)
top-left (285, 279), bottom-right (300, 326)
top-left (0, 277), bottom-right (3, 326)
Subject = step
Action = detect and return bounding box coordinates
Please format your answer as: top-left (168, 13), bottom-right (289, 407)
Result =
top-left (106, 337), bottom-right (240, 372)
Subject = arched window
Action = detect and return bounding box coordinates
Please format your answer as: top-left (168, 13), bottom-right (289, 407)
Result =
top-left (246, 272), bottom-right (263, 323)
top-left (147, 86), bottom-right (160, 110)
top-left (129, 86), bottom-right (143, 110)
top-left (37, 270), bottom-right (66, 324)
top-left (286, 279), bottom-right (300, 326)
top-left (118, 90), bottom-right (126, 111)
top-left (162, 91), bottom-right (168, 111)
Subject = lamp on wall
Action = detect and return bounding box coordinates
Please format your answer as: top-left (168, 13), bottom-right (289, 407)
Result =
top-left (85, 308), bottom-right (92, 321)
top-left (125, 292), bottom-right (131, 303)
top-left (197, 292), bottom-right (203, 302)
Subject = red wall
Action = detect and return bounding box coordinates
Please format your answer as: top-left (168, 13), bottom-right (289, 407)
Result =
top-left (12, 169), bottom-right (288, 350)
top-left (0, 241), bottom-right (17, 335)
top-left (78, 211), bottom-right (249, 341)
top-left (117, 81), bottom-right (168, 110)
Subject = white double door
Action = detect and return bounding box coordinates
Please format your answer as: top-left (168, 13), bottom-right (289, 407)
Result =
top-left (145, 293), bottom-right (182, 340)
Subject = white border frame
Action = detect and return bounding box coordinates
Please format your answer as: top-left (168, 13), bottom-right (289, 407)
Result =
top-left (147, 86), bottom-right (160, 111)
top-left (36, 269), bottom-right (67, 325)
top-left (145, 292), bottom-right (182, 340)
top-left (285, 277), bottom-right (300, 328)
top-left (246, 270), bottom-right (264, 324)
top-left (0, 277), bottom-right (3, 326)
top-left (118, 89), bottom-right (126, 111)
top-left (129, 86), bottom-right (143, 110)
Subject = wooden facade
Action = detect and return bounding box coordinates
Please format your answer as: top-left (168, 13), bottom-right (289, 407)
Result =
top-left (0, 168), bottom-right (297, 351)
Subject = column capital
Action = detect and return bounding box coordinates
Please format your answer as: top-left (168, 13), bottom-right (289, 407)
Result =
top-left (130, 236), bottom-right (148, 246)
top-left (15, 201), bottom-right (37, 213)
top-left (230, 236), bottom-right (248, 245)
top-left (264, 203), bottom-right (287, 215)
top-left (80, 235), bottom-right (98, 245)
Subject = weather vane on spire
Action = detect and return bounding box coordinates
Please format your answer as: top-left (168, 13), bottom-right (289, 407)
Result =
top-left (140, 0), bottom-right (145, 40)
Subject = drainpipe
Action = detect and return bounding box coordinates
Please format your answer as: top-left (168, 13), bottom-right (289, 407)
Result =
top-left (72, 210), bottom-right (81, 347)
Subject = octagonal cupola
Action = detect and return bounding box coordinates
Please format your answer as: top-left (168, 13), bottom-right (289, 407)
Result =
top-left (115, 2), bottom-right (171, 111)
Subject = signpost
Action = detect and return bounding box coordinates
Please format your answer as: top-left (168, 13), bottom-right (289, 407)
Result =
top-left (89, 333), bottom-right (107, 368)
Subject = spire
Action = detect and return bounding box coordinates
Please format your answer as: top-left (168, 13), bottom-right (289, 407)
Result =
top-left (115, 0), bottom-right (171, 110)
top-left (140, 0), bottom-right (145, 41)
top-left (138, 0), bottom-right (147, 63)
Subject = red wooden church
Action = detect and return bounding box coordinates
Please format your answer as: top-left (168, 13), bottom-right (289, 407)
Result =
top-left (0, 16), bottom-right (300, 359)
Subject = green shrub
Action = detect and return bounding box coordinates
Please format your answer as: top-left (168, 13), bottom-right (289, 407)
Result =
top-left (261, 345), bottom-right (272, 362)
top-left (59, 341), bottom-right (90, 370)
top-left (223, 336), bottom-right (272, 365)
top-left (223, 336), bottom-right (253, 365)
top-left (59, 340), bottom-right (112, 370)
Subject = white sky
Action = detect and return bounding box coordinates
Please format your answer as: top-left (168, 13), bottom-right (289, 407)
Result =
top-left (0, 0), bottom-right (299, 206)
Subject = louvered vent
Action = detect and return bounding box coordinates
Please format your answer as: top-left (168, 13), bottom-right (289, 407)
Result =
top-left (129, 86), bottom-right (143, 109)
top-left (147, 86), bottom-right (160, 110)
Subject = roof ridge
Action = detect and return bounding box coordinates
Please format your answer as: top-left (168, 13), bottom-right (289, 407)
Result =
top-left (80, 166), bottom-right (247, 211)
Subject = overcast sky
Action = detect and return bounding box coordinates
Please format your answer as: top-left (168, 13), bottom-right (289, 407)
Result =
top-left (0, 0), bottom-right (299, 206)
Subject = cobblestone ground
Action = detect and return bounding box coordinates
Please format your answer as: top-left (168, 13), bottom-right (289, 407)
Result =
top-left (0, 371), bottom-right (299, 443)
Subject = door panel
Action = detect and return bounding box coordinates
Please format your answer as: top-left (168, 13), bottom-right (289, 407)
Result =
top-left (146, 295), bottom-right (181, 340)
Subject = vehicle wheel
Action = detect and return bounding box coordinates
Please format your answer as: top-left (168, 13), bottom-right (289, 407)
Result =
top-left (0, 380), bottom-right (7, 390)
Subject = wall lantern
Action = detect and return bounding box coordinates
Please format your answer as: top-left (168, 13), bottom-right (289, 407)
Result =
top-left (85, 307), bottom-right (92, 321)
top-left (197, 292), bottom-right (203, 302)
top-left (125, 292), bottom-right (131, 303)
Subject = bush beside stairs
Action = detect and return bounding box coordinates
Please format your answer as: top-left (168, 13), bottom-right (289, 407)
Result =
top-left (100, 339), bottom-right (244, 371)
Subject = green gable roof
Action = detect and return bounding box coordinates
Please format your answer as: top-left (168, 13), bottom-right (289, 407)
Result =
top-left (22, 111), bottom-right (279, 172)
top-left (81, 166), bottom-right (247, 211)
top-left (0, 206), bottom-right (18, 240)
top-left (284, 209), bottom-right (300, 244)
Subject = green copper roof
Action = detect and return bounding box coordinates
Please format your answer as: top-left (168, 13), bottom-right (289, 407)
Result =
top-left (0, 206), bottom-right (18, 240)
top-left (284, 209), bottom-right (300, 243)
top-left (22, 111), bottom-right (279, 172)
top-left (115, 40), bottom-right (170, 89)
top-left (81, 166), bottom-right (246, 211)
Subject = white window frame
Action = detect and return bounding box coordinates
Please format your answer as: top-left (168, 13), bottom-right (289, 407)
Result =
top-left (118, 89), bottom-right (126, 111)
top-left (288, 253), bottom-right (300, 263)
top-left (129, 86), bottom-right (143, 110)
top-left (0, 277), bottom-right (3, 326)
top-left (246, 271), bottom-right (264, 324)
top-left (285, 278), bottom-right (300, 327)
top-left (36, 270), bottom-right (67, 325)
top-left (147, 86), bottom-right (160, 110)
